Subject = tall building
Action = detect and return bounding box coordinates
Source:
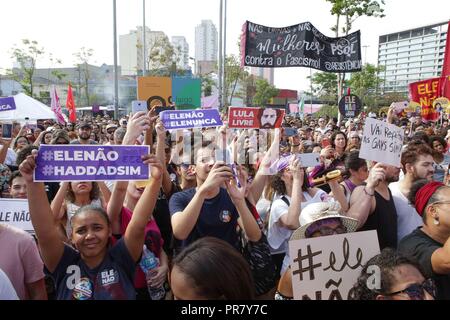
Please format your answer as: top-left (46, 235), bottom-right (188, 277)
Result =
top-left (171, 36), bottom-right (190, 70)
top-left (195, 20), bottom-right (218, 75)
top-left (119, 26), bottom-right (170, 76)
top-left (377, 21), bottom-right (448, 93)
top-left (250, 67), bottom-right (274, 85)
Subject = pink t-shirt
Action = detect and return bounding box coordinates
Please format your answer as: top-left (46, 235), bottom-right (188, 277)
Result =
top-left (0, 224), bottom-right (45, 300)
top-left (120, 207), bottom-right (164, 289)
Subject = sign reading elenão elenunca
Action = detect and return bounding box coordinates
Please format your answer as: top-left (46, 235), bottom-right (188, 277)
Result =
top-left (241, 21), bottom-right (362, 73)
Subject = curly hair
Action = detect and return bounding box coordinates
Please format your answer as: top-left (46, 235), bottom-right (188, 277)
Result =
top-left (270, 170), bottom-right (309, 195)
top-left (350, 248), bottom-right (426, 300)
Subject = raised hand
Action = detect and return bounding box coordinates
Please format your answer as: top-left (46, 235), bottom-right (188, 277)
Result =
top-left (366, 163), bottom-right (386, 190)
top-left (19, 150), bottom-right (38, 183)
top-left (199, 162), bottom-right (233, 195)
top-left (141, 154), bottom-right (163, 180)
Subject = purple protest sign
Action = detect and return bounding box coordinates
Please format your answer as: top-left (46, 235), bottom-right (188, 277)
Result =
top-left (0, 97), bottom-right (16, 112)
top-left (160, 109), bottom-right (222, 130)
top-left (34, 145), bottom-right (150, 182)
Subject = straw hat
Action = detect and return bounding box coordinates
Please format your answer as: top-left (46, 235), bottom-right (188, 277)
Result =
top-left (290, 202), bottom-right (358, 240)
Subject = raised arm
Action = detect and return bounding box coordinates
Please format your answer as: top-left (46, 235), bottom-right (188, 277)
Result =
top-left (226, 166), bottom-right (261, 242)
top-left (171, 162), bottom-right (233, 240)
top-left (328, 180), bottom-right (349, 212)
top-left (50, 182), bottom-right (69, 220)
top-left (124, 155), bottom-right (163, 262)
top-left (278, 159), bottom-right (303, 230)
top-left (249, 129), bottom-right (280, 202)
top-left (106, 111), bottom-right (152, 235)
top-left (0, 138), bottom-right (12, 165)
top-left (155, 120), bottom-right (172, 198)
top-left (346, 163), bottom-right (384, 228)
top-left (19, 152), bottom-right (65, 273)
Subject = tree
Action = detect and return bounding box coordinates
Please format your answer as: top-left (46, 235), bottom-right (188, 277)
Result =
top-left (347, 63), bottom-right (384, 105)
top-left (309, 72), bottom-right (339, 104)
top-left (253, 79), bottom-right (279, 106)
top-left (8, 39), bottom-right (45, 97)
top-left (74, 47), bottom-right (94, 106)
top-left (145, 36), bottom-right (186, 76)
top-left (223, 54), bottom-right (250, 107)
top-left (325, 0), bottom-right (385, 111)
top-left (200, 73), bottom-right (215, 97)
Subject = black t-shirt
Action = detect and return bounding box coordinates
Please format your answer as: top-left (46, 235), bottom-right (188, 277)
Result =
top-left (168, 187), bottom-right (239, 251)
top-left (360, 189), bottom-right (398, 250)
top-left (398, 228), bottom-right (450, 300)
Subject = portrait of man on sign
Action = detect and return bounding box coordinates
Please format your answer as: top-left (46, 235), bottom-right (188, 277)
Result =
top-left (259, 108), bottom-right (279, 129)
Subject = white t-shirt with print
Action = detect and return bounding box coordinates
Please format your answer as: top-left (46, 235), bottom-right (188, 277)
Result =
top-left (267, 189), bottom-right (329, 275)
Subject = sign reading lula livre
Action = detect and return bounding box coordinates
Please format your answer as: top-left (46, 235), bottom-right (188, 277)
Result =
top-left (34, 145), bottom-right (150, 182)
top-left (0, 199), bottom-right (34, 234)
top-left (241, 21), bottom-right (362, 72)
top-left (359, 118), bottom-right (404, 167)
top-left (0, 97), bottom-right (16, 112)
top-left (160, 109), bottom-right (222, 130)
top-left (228, 106), bottom-right (285, 129)
top-left (289, 230), bottom-right (380, 300)
top-left (338, 94), bottom-right (361, 118)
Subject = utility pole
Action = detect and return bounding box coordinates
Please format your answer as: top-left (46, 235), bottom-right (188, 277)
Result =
top-left (113, 0), bottom-right (119, 119)
top-left (218, 0), bottom-right (223, 111)
top-left (223, 0), bottom-right (227, 106)
top-left (142, 0), bottom-right (147, 76)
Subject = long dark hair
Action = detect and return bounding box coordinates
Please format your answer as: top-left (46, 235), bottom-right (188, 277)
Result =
top-left (343, 150), bottom-right (367, 179)
top-left (65, 182), bottom-right (100, 203)
top-left (172, 237), bottom-right (255, 300)
top-left (270, 170), bottom-right (309, 195)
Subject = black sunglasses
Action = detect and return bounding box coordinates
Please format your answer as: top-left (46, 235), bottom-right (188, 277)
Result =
top-left (387, 278), bottom-right (436, 300)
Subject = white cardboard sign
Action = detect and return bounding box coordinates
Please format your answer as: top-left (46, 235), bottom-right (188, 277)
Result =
top-left (359, 118), bottom-right (404, 167)
top-left (289, 230), bottom-right (380, 300)
top-left (0, 199), bottom-right (34, 234)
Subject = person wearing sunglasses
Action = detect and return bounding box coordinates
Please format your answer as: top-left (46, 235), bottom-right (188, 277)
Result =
top-left (275, 201), bottom-right (358, 300)
top-left (351, 248), bottom-right (435, 300)
top-left (398, 180), bottom-right (450, 300)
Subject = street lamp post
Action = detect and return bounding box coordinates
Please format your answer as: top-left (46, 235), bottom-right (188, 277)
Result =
top-left (142, 0), bottom-right (147, 76)
top-left (113, 0), bottom-right (119, 119)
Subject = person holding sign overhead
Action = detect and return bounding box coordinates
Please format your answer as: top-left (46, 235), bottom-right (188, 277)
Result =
top-left (346, 162), bottom-right (400, 250)
top-left (18, 149), bottom-right (163, 300)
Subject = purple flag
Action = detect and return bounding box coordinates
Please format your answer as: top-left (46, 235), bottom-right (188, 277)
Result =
top-left (0, 97), bottom-right (16, 112)
top-left (34, 145), bottom-right (150, 182)
top-left (50, 86), bottom-right (66, 125)
top-left (160, 109), bottom-right (222, 130)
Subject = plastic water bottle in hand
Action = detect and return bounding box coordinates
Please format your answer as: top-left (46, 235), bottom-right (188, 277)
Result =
top-left (139, 245), bottom-right (165, 300)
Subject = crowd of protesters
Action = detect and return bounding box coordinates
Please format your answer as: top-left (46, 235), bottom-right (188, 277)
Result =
top-left (0, 104), bottom-right (449, 300)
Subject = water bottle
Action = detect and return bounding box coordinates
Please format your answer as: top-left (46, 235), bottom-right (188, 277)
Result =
top-left (139, 245), bottom-right (166, 300)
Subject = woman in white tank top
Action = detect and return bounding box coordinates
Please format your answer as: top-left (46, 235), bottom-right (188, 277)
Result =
top-left (51, 181), bottom-right (109, 239)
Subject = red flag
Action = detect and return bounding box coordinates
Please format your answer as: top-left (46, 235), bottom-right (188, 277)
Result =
top-left (66, 83), bottom-right (77, 123)
top-left (441, 21), bottom-right (450, 99)
top-left (409, 78), bottom-right (441, 122)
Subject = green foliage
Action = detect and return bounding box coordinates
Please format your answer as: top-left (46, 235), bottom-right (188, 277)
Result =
top-left (252, 79), bottom-right (279, 106)
top-left (326, 0), bottom-right (385, 35)
top-left (347, 63), bottom-right (384, 105)
top-left (146, 36), bottom-right (186, 77)
top-left (74, 47), bottom-right (94, 106)
top-left (308, 72), bottom-right (341, 104)
top-left (200, 73), bottom-right (215, 97)
top-left (224, 54), bottom-right (250, 106)
top-left (8, 39), bottom-right (45, 97)
top-left (315, 104), bottom-right (339, 118)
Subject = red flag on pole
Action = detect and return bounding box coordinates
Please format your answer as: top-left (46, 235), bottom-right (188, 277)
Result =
top-left (440, 21), bottom-right (450, 99)
top-left (66, 83), bottom-right (77, 123)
